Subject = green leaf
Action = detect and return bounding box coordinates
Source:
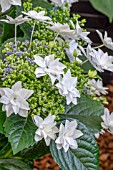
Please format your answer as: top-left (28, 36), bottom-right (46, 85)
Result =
top-left (50, 122), bottom-right (99, 170)
top-left (32, 0), bottom-right (53, 9)
top-left (0, 104), bottom-right (6, 134)
top-left (4, 114), bottom-right (37, 154)
top-left (0, 158), bottom-right (31, 170)
top-left (90, 0), bottom-right (113, 23)
top-left (78, 55), bottom-right (95, 73)
top-left (20, 140), bottom-right (50, 160)
top-left (60, 94), bottom-right (104, 134)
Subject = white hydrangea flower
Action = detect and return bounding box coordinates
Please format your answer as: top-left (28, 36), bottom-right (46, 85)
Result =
top-left (0, 15), bottom-right (30, 26)
top-left (34, 54), bottom-right (66, 85)
top-left (101, 108), bottom-right (113, 134)
top-left (22, 10), bottom-right (52, 22)
top-left (50, 0), bottom-right (78, 7)
top-left (74, 21), bottom-right (92, 44)
top-left (56, 70), bottom-right (80, 105)
top-left (47, 22), bottom-right (75, 40)
top-left (34, 115), bottom-right (58, 146)
top-left (87, 79), bottom-right (108, 96)
top-left (89, 48), bottom-right (113, 72)
top-left (55, 120), bottom-right (83, 152)
top-left (0, 0), bottom-right (21, 13)
top-left (65, 40), bottom-right (82, 63)
top-left (96, 30), bottom-right (113, 50)
top-left (0, 81), bottom-right (34, 117)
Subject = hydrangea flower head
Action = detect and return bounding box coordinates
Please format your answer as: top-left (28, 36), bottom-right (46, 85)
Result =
top-left (55, 120), bottom-right (83, 152)
top-left (34, 115), bottom-right (58, 146)
top-left (96, 30), bottom-right (113, 50)
top-left (34, 54), bottom-right (66, 85)
top-left (87, 79), bottom-right (108, 96)
top-left (56, 70), bottom-right (80, 105)
top-left (101, 108), bottom-right (113, 134)
top-left (22, 10), bottom-right (52, 22)
top-left (0, 0), bottom-right (21, 13)
top-left (0, 81), bottom-right (34, 117)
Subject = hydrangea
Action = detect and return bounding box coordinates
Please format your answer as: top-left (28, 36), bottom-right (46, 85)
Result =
top-left (96, 30), bottom-right (113, 50)
top-left (50, 0), bottom-right (78, 7)
top-left (22, 10), bottom-right (52, 22)
top-left (0, 81), bottom-right (34, 117)
top-left (87, 79), bottom-right (108, 96)
top-left (55, 120), bottom-right (83, 152)
top-left (101, 108), bottom-right (113, 134)
top-left (65, 40), bottom-right (82, 63)
top-left (89, 48), bottom-right (113, 72)
top-left (56, 70), bottom-right (80, 105)
top-left (34, 54), bottom-right (66, 85)
top-left (0, 15), bottom-right (30, 26)
top-left (74, 21), bottom-right (92, 44)
top-left (0, 0), bottom-right (21, 13)
top-left (47, 22), bottom-right (75, 40)
top-left (34, 115), bottom-right (58, 146)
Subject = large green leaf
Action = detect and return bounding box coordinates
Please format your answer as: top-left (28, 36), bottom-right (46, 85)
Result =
top-left (0, 158), bottom-right (31, 170)
top-left (60, 94), bottom-right (104, 134)
top-left (50, 122), bottom-right (99, 170)
top-left (90, 0), bottom-right (113, 22)
top-left (21, 140), bottom-right (50, 160)
top-left (4, 114), bottom-right (37, 154)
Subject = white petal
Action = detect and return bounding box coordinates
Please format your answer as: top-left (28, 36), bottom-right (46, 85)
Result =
top-left (73, 129), bottom-right (83, 139)
top-left (12, 105), bottom-right (19, 114)
top-left (0, 96), bottom-right (10, 104)
top-left (33, 115), bottom-right (43, 127)
top-left (12, 81), bottom-right (22, 91)
top-left (34, 55), bottom-right (45, 67)
top-left (5, 104), bottom-right (14, 117)
top-left (44, 137), bottom-right (51, 146)
top-left (3, 88), bottom-right (13, 97)
top-left (35, 133), bottom-right (43, 142)
top-left (18, 109), bottom-right (28, 117)
top-left (18, 89), bottom-right (34, 100)
top-left (18, 100), bottom-right (29, 110)
top-left (1, 0), bottom-right (11, 12)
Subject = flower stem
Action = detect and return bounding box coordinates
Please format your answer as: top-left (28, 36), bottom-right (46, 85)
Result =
top-left (54, 33), bottom-right (59, 44)
top-left (94, 44), bottom-right (105, 49)
top-left (29, 20), bottom-right (36, 49)
top-left (82, 59), bottom-right (89, 65)
top-left (15, 24), bottom-right (17, 49)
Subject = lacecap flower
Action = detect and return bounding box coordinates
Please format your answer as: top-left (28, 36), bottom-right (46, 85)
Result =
top-left (55, 120), bottom-right (83, 152)
top-left (96, 30), bottom-right (113, 50)
top-left (22, 10), bottom-right (52, 22)
top-left (0, 15), bottom-right (30, 26)
top-left (50, 0), bottom-right (78, 7)
top-left (34, 54), bottom-right (66, 85)
top-left (89, 48), bottom-right (113, 72)
top-left (47, 22), bottom-right (75, 40)
top-left (56, 69), bottom-right (80, 105)
top-left (34, 115), bottom-right (58, 146)
top-left (0, 0), bottom-right (21, 13)
top-left (0, 81), bottom-right (34, 117)
top-left (101, 108), bottom-right (113, 134)
top-left (87, 79), bottom-right (108, 96)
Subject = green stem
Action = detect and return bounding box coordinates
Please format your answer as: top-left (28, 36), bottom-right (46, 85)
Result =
top-left (0, 143), bottom-right (9, 155)
top-left (54, 33), bottom-right (59, 44)
top-left (4, 148), bottom-right (12, 158)
top-left (29, 20), bottom-right (36, 49)
top-left (15, 24), bottom-right (17, 50)
top-left (94, 44), bottom-right (105, 49)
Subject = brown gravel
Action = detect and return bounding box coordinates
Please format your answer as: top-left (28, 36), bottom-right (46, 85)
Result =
top-left (33, 80), bottom-right (113, 170)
